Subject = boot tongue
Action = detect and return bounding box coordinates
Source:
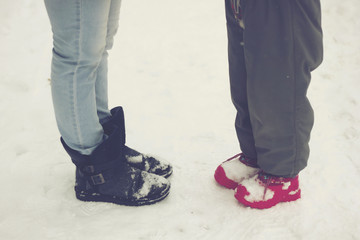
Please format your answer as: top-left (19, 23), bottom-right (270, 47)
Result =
top-left (258, 172), bottom-right (295, 185)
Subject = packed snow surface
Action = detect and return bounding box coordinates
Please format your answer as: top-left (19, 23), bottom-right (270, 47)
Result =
top-left (1, 0), bottom-right (359, 239)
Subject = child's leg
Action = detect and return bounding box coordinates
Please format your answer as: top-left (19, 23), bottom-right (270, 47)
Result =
top-left (226, 0), bottom-right (257, 161)
top-left (242, 0), bottom-right (323, 177)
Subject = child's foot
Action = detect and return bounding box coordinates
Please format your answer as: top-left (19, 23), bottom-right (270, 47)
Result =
top-left (235, 172), bottom-right (301, 209)
top-left (214, 153), bottom-right (260, 189)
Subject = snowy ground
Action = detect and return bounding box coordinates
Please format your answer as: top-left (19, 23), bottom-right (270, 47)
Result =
top-left (1, 0), bottom-right (359, 239)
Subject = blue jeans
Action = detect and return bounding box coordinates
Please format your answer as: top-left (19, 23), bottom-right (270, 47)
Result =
top-left (45, 0), bottom-right (121, 155)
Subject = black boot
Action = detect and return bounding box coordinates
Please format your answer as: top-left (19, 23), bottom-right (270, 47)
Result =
top-left (61, 126), bottom-right (170, 206)
top-left (102, 106), bottom-right (173, 178)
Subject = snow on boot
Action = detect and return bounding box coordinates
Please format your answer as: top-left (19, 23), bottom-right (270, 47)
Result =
top-left (214, 153), bottom-right (260, 189)
top-left (102, 106), bottom-right (173, 178)
top-left (61, 127), bottom-right (170, 206)
top-left (234, 172), bottom-right (301, 209)
top-left (124, 146), bottom-right (173, 178)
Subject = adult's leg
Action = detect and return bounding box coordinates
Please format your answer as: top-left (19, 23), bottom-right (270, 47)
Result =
top-left (95, 0), bottom-right (122, 123)
top-left (241, 0), bottom-right (323, 177)
top-left (45, 0), bottom-right (112, 154)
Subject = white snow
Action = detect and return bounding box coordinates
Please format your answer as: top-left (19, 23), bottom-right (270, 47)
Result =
top-left (282, 182), bottom-right (291, 191)
top-left (133, 171), bottom-right (168, 200)
top-left (241, 176), bottom-right (275, 202)
top-left (289, 190), bottom-right (300, 196)
top-left (222, 156), bottom-right (260, 183)
top-left (126, 155), bottom-right (143, 164)
top-left (1, 0), bottom-right (360, 239)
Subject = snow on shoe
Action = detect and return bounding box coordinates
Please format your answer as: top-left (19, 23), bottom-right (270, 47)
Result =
top-left (75, 165), bottom-right (170, 206)
top-left (124, 146), bottom-right (173, 178)
top-left (62, 127), bottom-right (170, 206)
top-left (234, 172), bottom-right (301, 209)
top-left (214, 153), bottom-right (260, 189)
top-left (102, 106), bottom-right (173, 178)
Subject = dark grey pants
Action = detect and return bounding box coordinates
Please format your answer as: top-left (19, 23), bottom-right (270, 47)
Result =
top-left (226, 0), bottom-right (323, 177)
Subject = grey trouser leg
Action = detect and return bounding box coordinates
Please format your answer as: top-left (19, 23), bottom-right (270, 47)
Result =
top-left (226, 0), bottom-right (323, 177)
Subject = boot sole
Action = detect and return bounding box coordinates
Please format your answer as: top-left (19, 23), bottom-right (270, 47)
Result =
top-left (235, 187), bottom-right (301, 209)
top-left (75, 185), bottom-right (170, 206)
top-left (161, 167), bottom-right (173, 178)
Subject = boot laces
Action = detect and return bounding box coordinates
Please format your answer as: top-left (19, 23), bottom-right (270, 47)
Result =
top-left (258, 172), bottom-right (288, 200)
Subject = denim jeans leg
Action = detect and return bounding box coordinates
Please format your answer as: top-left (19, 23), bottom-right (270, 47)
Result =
top-left (96, 0), bottom-right (122, 124)
top-left (45, 0), bottom-right (113, 155)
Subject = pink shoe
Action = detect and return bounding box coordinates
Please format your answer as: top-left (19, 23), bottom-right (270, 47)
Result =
top-left (214, 153), bottom-right (260, 189)
top-left (235, 172), bottom-right (301, 209)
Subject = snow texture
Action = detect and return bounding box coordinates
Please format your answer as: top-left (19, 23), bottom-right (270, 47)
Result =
top-left (222, 156), bottom-right (260, 183)
top-left (126, 155), bottom-right (143, 164)
top-left (241, 176), bottom-right (275, 202)
top-left (282, 182), bottom-right (291, 191)
top-left (133, 172), bottom-right (168, 200)
top-left (1, 0), bottom-right (360, 239)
